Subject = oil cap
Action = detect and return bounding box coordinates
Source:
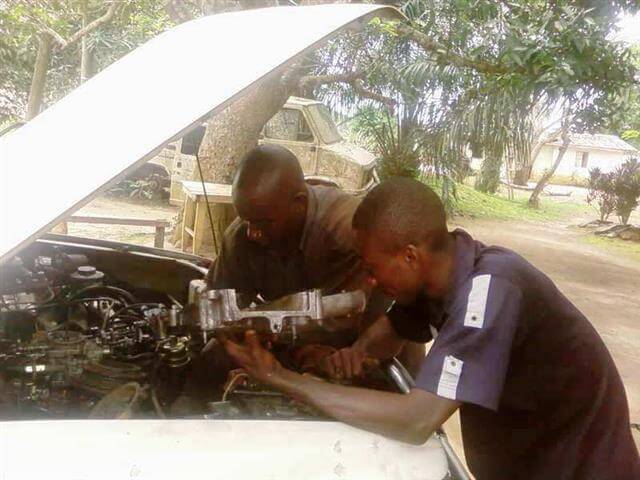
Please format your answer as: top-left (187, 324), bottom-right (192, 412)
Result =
top-left (70, 265), bottom-right (105, 286)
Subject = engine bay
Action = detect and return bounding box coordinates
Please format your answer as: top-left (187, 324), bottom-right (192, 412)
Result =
top-left (0, 238), bottom-right (399, 421)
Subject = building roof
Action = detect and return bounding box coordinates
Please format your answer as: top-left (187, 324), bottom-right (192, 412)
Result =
top-left (547, 133), bottom-right (638, 153)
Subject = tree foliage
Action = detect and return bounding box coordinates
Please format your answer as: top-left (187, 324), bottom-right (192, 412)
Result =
top-left (587, 158), bottom-right (640, 225)
top-left (312, 0), bottom-right (638, 197)
top-left (612, 158), bottom-right (640, 225)
top-left (0, 0), bottom-right (171, 123)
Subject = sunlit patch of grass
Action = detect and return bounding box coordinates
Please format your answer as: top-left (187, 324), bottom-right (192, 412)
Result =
top-left (582, 234), bottom-right (640, 263)
top-left (425, 179), bottom-right (590, 222)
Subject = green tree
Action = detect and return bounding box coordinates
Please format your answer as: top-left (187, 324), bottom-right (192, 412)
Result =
top-left (395, 1), bottom-right (637, 196)
top-left (614, 47), bottom-right (640, 150)
top-left (0, 0), bottom-right (171, 123)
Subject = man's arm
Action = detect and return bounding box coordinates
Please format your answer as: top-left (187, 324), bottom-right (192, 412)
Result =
top-left (224, 331), bottom-right (460, 445)
top-left (354, 314), bottom-right (406, 359)
top-left (322, 314), bottom-right (406, 378)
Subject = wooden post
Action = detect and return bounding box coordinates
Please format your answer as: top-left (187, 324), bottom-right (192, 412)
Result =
top-left (154, 226), bottom-right (165, 248)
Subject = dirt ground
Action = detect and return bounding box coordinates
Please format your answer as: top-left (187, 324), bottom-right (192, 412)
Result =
top-left (69, 194), bottom-right (640, 463)
top-left (69, 196), bottom-right (180, 248)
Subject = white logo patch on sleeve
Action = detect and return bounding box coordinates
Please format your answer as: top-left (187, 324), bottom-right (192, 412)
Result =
top-left (464, 274), bottom-right (492, 329)
top-left (437, 355), bottom-right (463, 399)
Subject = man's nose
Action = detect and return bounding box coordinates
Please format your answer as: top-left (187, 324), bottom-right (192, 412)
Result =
top-left (367, 275), bottom-right (377, 287)
top-left (247, 224), bottom-right (263, 243)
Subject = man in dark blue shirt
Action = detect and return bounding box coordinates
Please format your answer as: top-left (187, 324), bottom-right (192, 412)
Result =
top-left (223, 178), bottom-right (640, 479)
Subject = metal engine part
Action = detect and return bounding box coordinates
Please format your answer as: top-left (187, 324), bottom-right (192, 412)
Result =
top-left (196, 287), bottom-right (366, 336)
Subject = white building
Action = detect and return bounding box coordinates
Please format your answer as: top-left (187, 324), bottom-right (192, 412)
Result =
top-left (532, 133), bottom-right (638, 183)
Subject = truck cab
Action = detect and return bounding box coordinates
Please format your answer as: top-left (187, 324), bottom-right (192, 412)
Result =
top-left (152, 97), bottom-right (376, 205)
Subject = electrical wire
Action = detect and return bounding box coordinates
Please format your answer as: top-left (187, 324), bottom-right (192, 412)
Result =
top-left (222, 372), bottom-right (249, 402)
top-left (195, 152), bottom-right (219, 253)
top-left (151, 386), bottom-right (166, 419)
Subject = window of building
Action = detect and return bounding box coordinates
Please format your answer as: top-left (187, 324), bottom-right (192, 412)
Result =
top-left (575, 151), bottom-right (589, 168)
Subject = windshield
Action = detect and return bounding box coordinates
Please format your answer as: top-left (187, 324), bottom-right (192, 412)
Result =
top-left (308, 104), bottom-right (343, 144)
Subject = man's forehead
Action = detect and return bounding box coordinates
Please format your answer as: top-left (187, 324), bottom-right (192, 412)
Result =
top-left (234, 185), bottom-right (285, 217)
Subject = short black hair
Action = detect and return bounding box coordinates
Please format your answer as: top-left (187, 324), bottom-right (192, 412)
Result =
top-left (234, 144), bottom-right (304, 194)
top-left (353, 178), bottom-right (447, 252)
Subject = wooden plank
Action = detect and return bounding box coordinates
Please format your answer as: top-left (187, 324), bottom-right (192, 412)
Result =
top-left (181, 181), bottom-right (232, 204)
top-left (68, 215), bottom-right (169, 227)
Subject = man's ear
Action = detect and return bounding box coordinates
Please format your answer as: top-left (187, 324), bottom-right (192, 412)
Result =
top-left (404, 244), bottom-right (419, 267)
top-left (291, 191), bottom-right (308, 214)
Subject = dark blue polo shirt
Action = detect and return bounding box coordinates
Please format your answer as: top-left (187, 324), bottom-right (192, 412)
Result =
top-left (388, 229), bottom-right (640, 480)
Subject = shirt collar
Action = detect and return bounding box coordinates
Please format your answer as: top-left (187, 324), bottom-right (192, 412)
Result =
top-left (299, 183), bottom-right (317, 251)
top-left (443, 228), bottom-right (482, 308)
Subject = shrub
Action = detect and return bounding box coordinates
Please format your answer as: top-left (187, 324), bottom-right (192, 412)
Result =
top-left (586, 168), bottom-right (616, 222)
top-left (587, 158), bottom-right (640, 225)
top-left (612, 158), bottom-right (640, 225)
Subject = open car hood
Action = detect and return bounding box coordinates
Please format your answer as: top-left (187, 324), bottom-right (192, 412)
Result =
top-left (0, 4), bottom-right (399, 264)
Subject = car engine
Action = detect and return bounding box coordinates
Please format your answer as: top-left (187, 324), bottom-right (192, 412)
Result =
top-left (0, 243), bottom-right (389, 421)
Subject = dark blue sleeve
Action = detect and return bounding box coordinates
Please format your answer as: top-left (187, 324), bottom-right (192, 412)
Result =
top-left (413, 275), bottom-right (522, 411)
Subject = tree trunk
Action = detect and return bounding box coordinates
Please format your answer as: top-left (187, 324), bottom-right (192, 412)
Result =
top-left (528, 127), bottom-right (570, 208)
top-left (80, 2), bottom-right (95, 84)
top-left (80, 40), bottom-right (95, 83)
top-left (26, 33), bottom-right (52, 120)
top-left (171, 69), bottom-right (296, 256)
top-left (475, 147), bottom-right (503, 194)
top-left (512, 165), bottom-right (532, 186)
top-left (513, 126), bottom-right (564, 186)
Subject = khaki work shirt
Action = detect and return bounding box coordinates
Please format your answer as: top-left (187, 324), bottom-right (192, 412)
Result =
top-left (206, 184), bottom-right (364, 302)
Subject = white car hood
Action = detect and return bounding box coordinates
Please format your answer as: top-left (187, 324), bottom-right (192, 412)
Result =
top-left (0, 419), bottom-right (449, 480)
top-left (0, 4), bottom-right (399, 264)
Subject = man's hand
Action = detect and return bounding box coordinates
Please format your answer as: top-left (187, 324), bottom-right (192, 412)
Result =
top-left (221, 330), bottom-right (282, 384)
top-left (321, 346), bottom-right (372, 380)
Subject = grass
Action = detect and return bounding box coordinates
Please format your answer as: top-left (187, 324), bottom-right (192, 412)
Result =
top-left (427, 179), bottom-right (591, 222)
top-left (582, 234), bottom-right (640, 263)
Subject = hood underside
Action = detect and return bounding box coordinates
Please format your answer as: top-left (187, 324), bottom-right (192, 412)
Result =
top-left (0, 4), bottom-right (400, 264)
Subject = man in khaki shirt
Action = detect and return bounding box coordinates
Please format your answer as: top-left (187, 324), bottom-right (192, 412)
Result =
top-left (188, 145), bottom-right (423, 401)
top-left (207, 144), bottom-right (364, 305)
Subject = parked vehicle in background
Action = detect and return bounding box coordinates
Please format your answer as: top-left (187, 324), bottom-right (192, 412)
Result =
top-left (149, 97), bottom-right (377, 205)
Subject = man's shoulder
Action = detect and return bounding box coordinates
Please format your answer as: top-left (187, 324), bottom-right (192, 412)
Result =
top-left (309, 184), bottom-right (361, 210)
top-left (307, 184), bottom-right (361, 248)
top-left (472, 243), bottom-right (540, 292)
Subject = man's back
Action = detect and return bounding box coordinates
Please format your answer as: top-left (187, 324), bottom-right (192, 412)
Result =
top-left (452, 234), bottom-right (639, 479)
top-left (389, 230), bottom-right (640, 479)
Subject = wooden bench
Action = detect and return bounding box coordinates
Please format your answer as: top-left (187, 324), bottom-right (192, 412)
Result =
top-left (67, 215), bottom-right (171, 248)
top-left (180, 181), bottom-right (232, 255)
